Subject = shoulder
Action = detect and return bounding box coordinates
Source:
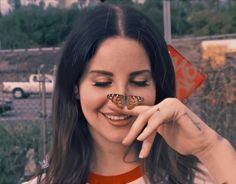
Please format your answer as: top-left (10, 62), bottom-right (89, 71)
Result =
top-left (194, 164), bottom-right (217, 184)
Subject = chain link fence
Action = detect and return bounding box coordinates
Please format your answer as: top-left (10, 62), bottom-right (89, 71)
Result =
top-left (0, 49), bottom-right (58, 184)
top-left (0, 43), bottom-right (236, 183)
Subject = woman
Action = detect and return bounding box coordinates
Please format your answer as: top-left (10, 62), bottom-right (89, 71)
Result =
top-left (24, 4), bottom-right (236, 184)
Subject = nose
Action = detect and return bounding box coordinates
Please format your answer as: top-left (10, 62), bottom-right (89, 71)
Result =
top-left (118, 81), bottom-right (129, 95)
top-left (107, 83), bottom-right (129, 109)
top-left (112, 82), bottom-right (129, 96)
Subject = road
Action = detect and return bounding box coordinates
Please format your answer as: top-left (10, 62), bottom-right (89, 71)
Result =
top-left (0, 94), bottom-right (52, 122)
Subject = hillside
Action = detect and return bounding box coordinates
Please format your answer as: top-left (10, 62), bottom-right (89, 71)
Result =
top-left (0, 49), bottom-right (61, 83)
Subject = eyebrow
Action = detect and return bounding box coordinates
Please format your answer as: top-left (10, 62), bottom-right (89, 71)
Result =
top-left (88, 69), bottom-right (151, 76)
top-left (129, 70), bottom-right (151, 77)
top-left (89, 70), bottom-right (113, 76)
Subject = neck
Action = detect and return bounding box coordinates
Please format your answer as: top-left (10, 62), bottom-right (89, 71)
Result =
top-left (90, 137), bottom-right (140, 175)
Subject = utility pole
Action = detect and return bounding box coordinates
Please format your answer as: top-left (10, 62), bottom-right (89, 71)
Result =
top-left (163, 0), bottom-right (172, 44)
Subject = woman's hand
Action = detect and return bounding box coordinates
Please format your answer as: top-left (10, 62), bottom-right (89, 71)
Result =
top-left (122, 98), bottom-right (219, 158)
top-left (122, 97), bottom-right (236, 184)
top-left (123, 98), bottom-right (236, 184)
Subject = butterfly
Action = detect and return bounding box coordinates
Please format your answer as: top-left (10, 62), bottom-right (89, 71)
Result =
top-left (107, 93), bottom-right (144, 110)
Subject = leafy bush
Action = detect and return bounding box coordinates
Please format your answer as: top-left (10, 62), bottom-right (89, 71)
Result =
top-left (0, 123), bottom-right (40, 184)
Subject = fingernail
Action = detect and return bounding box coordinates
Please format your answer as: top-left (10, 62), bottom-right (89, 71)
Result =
top-left (122, 138), bottom-right (127, 145)
top-left (139, 154), bottom-right (144, 159)
top-left (137, 135), bottom-right (142, 141)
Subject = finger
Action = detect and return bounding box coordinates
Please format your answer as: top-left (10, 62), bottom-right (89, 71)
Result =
top-left (138, 132), bottom-right (156, 159)
top-left (137, 108), bottom-right (164, 141)
top-left (108, 104), bottom-right (150, 117)
top-left (122, 105), bottom-right (158, 145)
top-left (122, 105), bottom-right (151, 116)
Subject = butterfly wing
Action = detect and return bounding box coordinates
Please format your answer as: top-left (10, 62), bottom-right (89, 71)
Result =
top-left (126, 95), bottom-right (144, 109)
top-left (107, 94), bottom-right (126, 109)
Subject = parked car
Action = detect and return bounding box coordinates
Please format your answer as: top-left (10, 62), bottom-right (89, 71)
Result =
top-left (0, 97), bottom-right (13, 115)
top-left (2, 74), bottom-right (54, 99)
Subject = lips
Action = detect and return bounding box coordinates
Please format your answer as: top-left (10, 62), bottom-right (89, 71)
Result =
top-left (102, 112), bottom-right (133, 126)
top-left (104, 114), bottom-right (131, 120)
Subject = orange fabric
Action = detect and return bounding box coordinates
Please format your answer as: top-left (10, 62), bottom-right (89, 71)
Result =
top-left (167, 45), bottom-right (205, 100)
top-left (87, 166), bottom-right (143, 184)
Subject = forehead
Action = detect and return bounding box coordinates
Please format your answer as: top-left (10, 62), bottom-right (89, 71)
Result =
top-left (86, 37), bottom-right (151, 72)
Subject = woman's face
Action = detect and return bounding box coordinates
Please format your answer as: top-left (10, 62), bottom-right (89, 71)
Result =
top-left (79, 37), bottom-right (156, 144)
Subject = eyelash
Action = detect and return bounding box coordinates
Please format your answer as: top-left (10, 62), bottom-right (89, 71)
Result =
top-left (93, 81), bottom-right (149, 87)
top-left (93, 81), bottom-right (112, 87)
top-left (130, 81), bottom-right (149, 86)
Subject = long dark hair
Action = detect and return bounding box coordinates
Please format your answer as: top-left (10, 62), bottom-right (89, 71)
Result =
top-left (41, 4), bottom-right (199, 183)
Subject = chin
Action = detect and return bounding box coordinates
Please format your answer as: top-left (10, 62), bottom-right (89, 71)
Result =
top-left (106, 133), bottom-right (127, 143)
top-left (102, 129), bottom-right (130, 144)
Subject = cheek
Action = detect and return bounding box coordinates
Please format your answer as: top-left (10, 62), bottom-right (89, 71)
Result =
top-left (143, 86), bottom-right (156, 106)
top-left (145, 95), bottom-right (156, 106)
top-left (79, 84), bottom-right (106, 114)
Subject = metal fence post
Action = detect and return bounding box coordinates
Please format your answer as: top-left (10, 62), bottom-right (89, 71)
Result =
top-left (38, 65), bottom-right (47, 160)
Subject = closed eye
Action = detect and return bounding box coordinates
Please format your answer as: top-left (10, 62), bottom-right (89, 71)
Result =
top-left (93, 81), bottom-right (112, 87)
top-left (130, 81), bottom-right (149, 86)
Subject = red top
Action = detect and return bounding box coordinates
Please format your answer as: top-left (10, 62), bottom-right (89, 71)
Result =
top-left (87, 166), bottom-right (143, 184)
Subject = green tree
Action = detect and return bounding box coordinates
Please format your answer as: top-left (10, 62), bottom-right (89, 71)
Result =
top-left (0, 5), bottom-right (78, 49)
top-left (1, 1), bottom-right (236, 49)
